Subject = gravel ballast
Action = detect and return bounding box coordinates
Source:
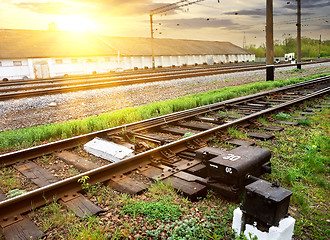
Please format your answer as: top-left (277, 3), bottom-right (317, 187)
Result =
top-left (0, 62), bottom-right (329, 132)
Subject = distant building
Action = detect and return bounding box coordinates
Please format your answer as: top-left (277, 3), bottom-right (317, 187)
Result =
top-left (0, 29), bottom-right (255, 80)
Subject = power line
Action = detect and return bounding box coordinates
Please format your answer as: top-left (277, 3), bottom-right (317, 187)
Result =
top-left (149, 0), bottom-right (206, 68)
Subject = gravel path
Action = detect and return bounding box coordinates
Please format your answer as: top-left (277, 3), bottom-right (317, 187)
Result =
top-left (0, 62), bottom-right (329, 132)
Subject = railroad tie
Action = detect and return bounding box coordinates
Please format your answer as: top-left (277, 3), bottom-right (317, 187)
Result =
top-left (2, 216), bottom-right (45, 240)
top-left (14, 161), bottom-right (58, 187)
top-left (108, 176), bottom-right (149, 195)
top-left (59, 193), bottom-right (104, 218)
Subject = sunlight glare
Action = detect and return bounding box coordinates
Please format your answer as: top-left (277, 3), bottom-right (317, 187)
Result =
top-left (56, 15), bottom-right (95, 32)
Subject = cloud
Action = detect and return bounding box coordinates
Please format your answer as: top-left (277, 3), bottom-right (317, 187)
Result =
top-left (157, 17), bottom-right (250, 31)
top-left (11, 0), bottom-right (157, 16)
top-left (281, 0), bottom-right (330, 10)
top-left (12, 1), bottom-right (79, 15)
top-left (223, 9), bottom-right (265, 16)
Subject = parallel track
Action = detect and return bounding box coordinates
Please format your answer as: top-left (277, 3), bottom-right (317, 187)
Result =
top-left (0, 58), bottom-right (328, 101)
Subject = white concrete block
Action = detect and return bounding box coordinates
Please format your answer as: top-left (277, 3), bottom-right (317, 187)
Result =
top-left (232, 208), bottom-right (243, 234)
top-left (244, 216), bottom-right (295, 240)
top-left (232, 208), bottom-right (295, 240)
top-left (84, 137), bottom-right (134, 163)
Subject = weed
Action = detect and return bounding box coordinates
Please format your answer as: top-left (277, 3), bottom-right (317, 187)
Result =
top-left (183, 132), bottom-right (195, 138)
top-left (218, 110), bottom-right (225, 118)
top-left (289, 69), bottom-right (305, 74)
top-left (77, 175), bottom-right (102, 197)
top-left (41, 154), bottom-right (54, 164)
top-left (0, 168), bottom-right (22, 192)
top-left (227, 126), bottom-right (247, 139)
top-left (68, 168), bottom-right (80, 176)
top-left (5, 189), bottom-right (27, 200)
top-left (167, 218), bottom-right (210, 240)
top-left (34, 201), bottom-right (76, 232)
top-left (257, 117), bottom-right (268, 125)
top-left (275, 112), bottom-right (292, 120)
top-left (298, 117), bottom-right (312, 126)
top-left (122, 199), bottom-right (182, 223)
top-left (66, 216), bottom-right (109, 240)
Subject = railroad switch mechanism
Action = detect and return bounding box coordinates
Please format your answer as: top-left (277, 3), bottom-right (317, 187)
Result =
top-left (193, 146), bottom-right (271, 198)
top-left (206, 146), bottom-right (271, 185)
top-left (243, 180), bottom-right (292, 227)
top-left (233, 179), bottom-right (295, 240)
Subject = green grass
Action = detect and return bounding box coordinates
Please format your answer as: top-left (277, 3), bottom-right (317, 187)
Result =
top-left (0, 167), bottom-right (22, 192)
top-left (275, 112), bottom-right (292, 121)
top-left (258, 106), bottom-right (330, 239)
top-left (0, 73), bottom-right (329, 152)
top-left (122, 199), bottom-right (182, 223)
top-left (31, 201), bottom-right (108, 240)
top-left (227, 126), bottom-right (248, 139)
top-left (28, 103), bottom-right (330, 240)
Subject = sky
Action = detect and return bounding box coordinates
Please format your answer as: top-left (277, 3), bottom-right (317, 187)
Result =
top-left (1, 0), bottom-right (329, 47)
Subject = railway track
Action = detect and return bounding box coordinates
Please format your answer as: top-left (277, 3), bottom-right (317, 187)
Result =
top-left (0, 75), bottom-right (329, 239)
top-left (0, 58), bottom-right (328, 101)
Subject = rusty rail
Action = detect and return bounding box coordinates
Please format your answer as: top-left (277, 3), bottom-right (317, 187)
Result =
top-left (0, 80), bottom-right (329, 223)
top-left (0, 75), bottom-right (329, 167)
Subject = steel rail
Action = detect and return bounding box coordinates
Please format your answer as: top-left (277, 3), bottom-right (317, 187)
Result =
top-left (0, 75), bottom-right (329, 167)
top-left (0, 62), bottom-right (262, 88)
top-left (0, 64), bottom-right (271, 98)
top-left (0, 59), bottom-right (328, 100)
top-left (0, 84), bottom-right (329, 221)
top-left (0, 64), bottom-right (262, 93)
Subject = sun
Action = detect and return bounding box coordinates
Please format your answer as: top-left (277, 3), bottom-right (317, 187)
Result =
top-left (55, 15), bottom-right (95, 32)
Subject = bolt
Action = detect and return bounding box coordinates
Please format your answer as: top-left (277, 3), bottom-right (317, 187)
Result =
top-left (64, 194), bottom-right (68, 197)
top-left (14, 216), bottom-right (18, 221)
top-left (120, 174), bottom-right (123, 178)
top-left (161, 173), bottom-right (165, 177)
top-left (139, 165), bottom-right (142, 168)
top-left (113, 175), bottom-right (116, 178)
top-left (187, 162), bottom-right (191, 166)
top-left (73, 194), bottom-right (76, 197)
top-left (3, 217), bottom-right (8, 222)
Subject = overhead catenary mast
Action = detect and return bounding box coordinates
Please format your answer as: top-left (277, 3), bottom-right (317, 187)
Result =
top-left (149, 0), bottom-right (205, 68)
top-left (266, 0), bottom-right (274, 81)
top-left (296, 0), bottom-right (302, 69)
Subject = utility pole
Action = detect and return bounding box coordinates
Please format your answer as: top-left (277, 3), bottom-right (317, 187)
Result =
top-left (296, 0), bottom-right (301, 69)
top-left (266, 0), bottom-right (274, 81)
top-left (319, 34), bottom-right (321, 58)
top-left (149, 0), bottom-right (205, 69)
top-left (243, 32), bottom-right (247, 49)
